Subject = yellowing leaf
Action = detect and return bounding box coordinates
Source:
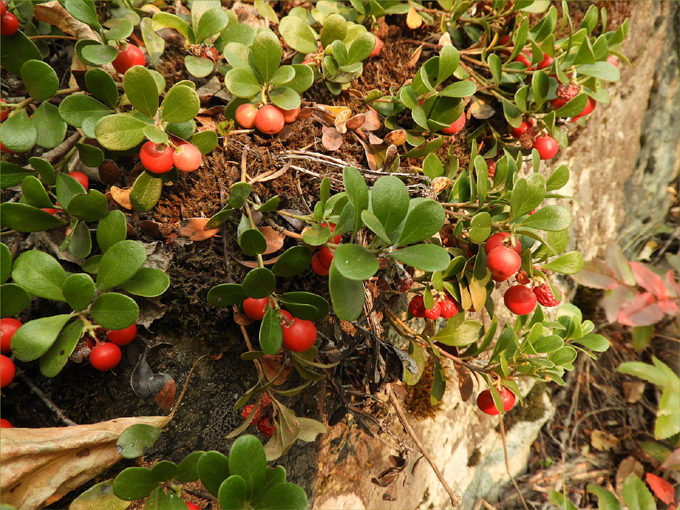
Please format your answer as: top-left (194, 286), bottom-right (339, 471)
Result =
top-left (406, 7), bottom-right (423, 29)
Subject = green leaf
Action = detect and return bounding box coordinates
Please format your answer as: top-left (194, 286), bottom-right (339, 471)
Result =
top-left (423, 153), bottom-right (444, 180)
top-left (332, 244), bottom-right (379, 281)
top-left (208, 283), bottom-right (247, 307)
top-left (79, 43), bottom-right (119, 66)
top-left (95, 114), bottom-right (147, 151)
top-left (130, 171), bottom-right (163, 211)
top-left (439, 80), bottom-right (476, 97)
top-left (161, 83), bottom-right (200, 123)
top-left (253, 29), bottom-right (282, 83)
top-left (124, 66), bottom-right (159, 118)
top-left (260, 307), bottom-right (283, 355)
top-left (21, 175), bottom-right (53, 209)
top-left (120, 268), bottom-right (170, 297)
top-left (554, 93), bottom-right (588, 118)
top-left (68, 190), bottom-right (108, 222)
top-left (39, 319), bottom-right (84, 377)
top-left (431, 356), bottom-right (446, 405)
top-left (11, 249), bottom-right (67, 301)
top-left (11, 314), bottom-right (71, 362)
top-left (75, 143), bottom-right (104, 169)
top-left (621, 474), bottom-right (656, 510)
top-left (198, 451), bottom-right (231, 497)
top-left (321, 13), bottom-right (347, 48)
top-left (143, 125), bottom-right (168, 144)
top-left (218, 475), bottom-right (248, 510)
top-left (279, 292), bottom-right (330, 321)
top-left (437, 45), bottom-right (460, 85)
top-left (397, 199), bottom-right (446, 245)
top-left (225, 68), bottom-right (262, 98)
top-left (510, 174), bottom-right (546, 219)
top-left (253, 483), bottom-right (308, 510)
top-left (185, 55), bottom-right (215, 78)
top-left (280, 15), bottom-right (318, 54)
top-left (531, 70), bottom-right (549, 107)
top-left (287, 64), bottom-right (314, 94)
top-left (229, 434), bottom-right (268, 501)
top-left (32, 102), bottom-right (67, 149)
top-left (548, 490), bottom-right (579, 510)
top-left (328, 263), bottom-right (364, 321)
top-left (502, 99), bottom-right (523, 128)
top-left (343, 167), bottom-right (369, 235)
top-left (96, 240), bottom-right (147, 291)
top-left (64, 0), bottom-right (100, 29)
top-left (1, 162), bottom-right (36, 189)
top-left (533, 335), bottom-right (564, 353)
top-left (1, 284), bottom-right (31, 318)
top-left (572, 334), bottom-right (609, 352)
top-left (175, 451), bottom-right (205, 483)
top-left (97, 211), bottom-right (127, 253)
top-left (432, 319), bottom-right (482, 347)
top-left (519, 205), bottom-right (572, 231)
top-left (541, 251), bottom-right (583, 275)
top-left (0, 30), bottom-right (42, 76)
top-left (269, 87), bottom-right (301, 110)
top-left (195, 8), bottom-right (229, 44)
top-left (90, 292), bottom-right (139, 330)
top-left (59, 94), bottom-right (112, 129)
top-left (272, 246), bottom-right (313, 278)
top-left (150, 461), bottom-right (179, 483)
top-left (0, 109), bottom-right (37, 152)
top-left (546, 164), bottom-right (569, 191)
top-left (104, 17), bottom-right (134, 41)
top-left (468, 211), bottom-right (491, 243)
top-left (63, 273), bottom-right (95, 312)
top-left (587, 484), bottom-right (622, 510)
top-left (69, 480), bottom-right (129, 510)
top-left (113, 467), bottom-right (158, 500)
top-left (576, 61), bottom-right (620, 81)
top-left (0, 243), bottom-right (10, 284)
top-left (388, 245), bottom-right (450, 272)
top-left (152, 12), bottom-right (192, 41)
top-left (347, 31), bottom-right (376, 64)
top-left (239, 229), bottom-right (268, 256)
top-left (140, 18), bottom-right (165, 67)
top-left (0, 203), bottom-right (64, 232)
top-left (55, 172), bottom-right (85, 211)
top-left (242, 268), bottom-right (276, 299)
top-left (617, 361), bottom-right (669, 387)
top-left (361, 210), bottom-right (391, 243)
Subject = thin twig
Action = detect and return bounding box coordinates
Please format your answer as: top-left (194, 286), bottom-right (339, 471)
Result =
top-left (498, 415), bottom-right (530, 510)
top-left (18, 373), bottom-right (77, 426)
top-left (387, 383), bottom-right (461, 508)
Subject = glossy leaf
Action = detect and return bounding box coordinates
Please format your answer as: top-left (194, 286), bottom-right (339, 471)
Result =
top-left (21, 175), bottom-right (53, 209)
top-left (69, 190), bottom-right (108, 222)
top-left (120, 268), bottom-right (170, 297)
top-left (432, 319), bottom-right (482, 347)
top-left (0, 284), bottom-right (31, 318)
top-left (542, 251), bottom-right (584, 275)
top-left (11, 314), bottom-right (71, 362)
top-left (39, 319), bottom-right (84, 377)
top-left (519, 205), bottom-right (573, 231)
top-left (21, 59), bottom-right (59, 101)
top-left (113, 467), bottom-right (158, 500)
top-left (96, 240), bottom-right (147, 291)
top-left (242, 268), bottom-right (276, 299)
top-left (0, 109), bottom-right (37, 152)
top-left (32, 102), bottom-right (67, 149)
top-left (175, 451), bottom-right (205, 483)
top-left (208, 284), bottom-right (247, 307)
top-left (130, 171), bottom-right (163, 211)
top-left (59, 95), bottom-right (112, 129)
top-left (279, 292), bottom-right (330, 321)
top-left (388, 244), bottom-right (450, 272)
top-left (260, 307), bottom-right (283, 355)
top-left (372, 175), bottom-right (409, 234)
top-left (63, 273), bottom-right (95, 312)
top-left (253, 483), bottom-right (308, 510)
top-left (328, 263), bottom-right (364, 321)
top-left (90, 292), bottom-right (139, 330)
top-left (239, 229), bottom-right (268, 256)
top-left (97, 210), bottom-right (127, 253)
top-left (161, 83), bottom-right (200, 123)
top-left (0, 30), bottom-right (42, 76)
top-left (218, 475), bottom-right (248, 510)
top-left (95, 114), bottom-right (147, 151)
top-left (272, 246), bottom-right (313, 278)
top-left (253, 29), bottom-right (282, 84)
top-left (510, 174), bottom-right (546, 219)
top-left (198, 451), bottom-right (231, 497)
top-left (11, 249), bottom-right (67, 301)
top-left (1, 162), bottom-right (36, 189)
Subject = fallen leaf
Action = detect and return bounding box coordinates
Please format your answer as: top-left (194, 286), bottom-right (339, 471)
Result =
top-left (363, 109), bottom-right (382, 131)
top-left (0, 416), bottom-right (170, 510)
top-left (98, 159), bottom-right (121, 185)
top-left (661, 448), bottom-right (680, 471)
top-left (382, 144), bottom-right (399, 172)
top-left (629, 262), bottom-right (671, 300)
top-left (438, 32), bottom-right (452, 47)
top-left (384, 129), bottom-right (407, 146)
top-left (353, 132), bottom-right (379, 170)
top-left (153, 379), bottom-right (176, 413)
top-left (406, 6), bottom-right (422, 29)
top-left (297, 107), bottom-right (317, 120)
top-left (432, 177), bottom-right (451, 194)
top-left (259, 226), bottom-right (285, 255)
top-left (261, 355), bottom-right (293, 386)
top-left (234, 311), bottom-right (255, 326)
top-left (178, 218), bottom-right (220, 241)
top-left (591, 430), bottom-right (620, 451)
top-left (645, 472), bottom-right (676, 505)
top-left (138, 220), bottom-right (164, 239)
top-left (455, 364), bottom-right (473, 402)
top-left (34, 1), bottom-right (101, 43)
top-left (623, 381), bottom-right (646, 403)
top-left (109, 187), bottom-right (133, 210)
top-left (407, 45), bottom-right (423, 68)
top-left (618, 292), bottom-right (665, 327)
top-left (469, 97), bottom-right (495, 120)
top-left (615, 456), bottom-right (644, 497)
top-left (322, 126), bottom-right (343, 151)
top-left (346, 114), bottom-right (366, 131)
top-left (368, 133), bottom-right (384, 145)
top-left (334, 108), bottom-right (352, 134)
top-left (233, 254), bottom-right (282, 268)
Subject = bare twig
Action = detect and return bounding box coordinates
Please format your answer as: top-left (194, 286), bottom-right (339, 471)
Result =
top-left (498, 415), bottom-right (529, 510)
top-left (18, 373), bottom-right (77, 426)
top-left (387, 383), bottom-right (461, 508)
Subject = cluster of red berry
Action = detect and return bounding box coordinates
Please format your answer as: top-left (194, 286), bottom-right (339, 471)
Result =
top-left (89, 323), bottom-right (138, 371)
top-left (310, 223), bottom-right (341, 276)
top-left (235, 103), bottom-right (301, 135)
top-left (240, 393), bottom-right (275, 437)
top-left (408, 293), bottom-right (460, 320)
top-left (243, 298), bottom-right (318, 353)
top-left (1, 2), bottom-right (18, 36)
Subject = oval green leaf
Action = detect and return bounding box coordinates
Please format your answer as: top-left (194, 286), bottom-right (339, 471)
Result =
top-left (12, 314), bottom-right (72, 362)
top-left (242, 268), bottom-right (276, 299)
top-left (90, 292), bottom-right (139, 330)
top-left (96, 240), bottom-right (147, 291)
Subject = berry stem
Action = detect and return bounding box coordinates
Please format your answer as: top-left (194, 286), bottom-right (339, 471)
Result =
top-left (244, 204), bottom-right (265, 268)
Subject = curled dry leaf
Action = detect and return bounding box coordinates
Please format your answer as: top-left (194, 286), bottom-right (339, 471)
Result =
top-left (234, 310), bottom-right (255, 326)
top-left (406, 6), bottom-right (423, 29)
top-left (259, 226), bottom-right (285, 255)
top-left (384, 129), bottom-right (407, 146)
top-left (455, 364), bottom-right (474, 402)
top-left (368, 133), bottom-right (384, 145)
top-left (34, 1), bottom-right (101, 42)
top-left (432, 177), bottom-right (452, 194)
top-left (178, 218), bottom-right (220, 241)
top-left (0, 416), bottom-right (170, 510)
top-left (261, 355), bottom-right (293, 386)
top-left (439, 32), bottom-right (453, 47)
top-left (407, 45), bottom-right (423, 68)
top-left (334, 109), bottom-right (352, 134)
top-left (363, 109), bottom-right (382, 131)
top-left (297, 107), bottom-right (317, 120)
top-left (382, 144), bottom-right (399, 172)
top-left (591, 430), bottom-right (620, 451)
top-left (346, 114), bottom-right (366, 131)
top-left (622, 381), bottom-right (645, 403)
top-left (233, 254), bottom-right (282, 268)
top-left (109, 187), bottom-right (133, 210)
top-left (469, 97), bottom-right (495, 120)
top-left (322, 126), bottom-right (343, 151)
top-left (353, 132), bottom-right (380, 170)
top-left (98, 159), bottom-right (122, 185)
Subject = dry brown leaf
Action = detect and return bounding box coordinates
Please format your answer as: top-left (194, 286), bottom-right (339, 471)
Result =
top-left (623, 381), bottom-right (645, 403)
top-left (178, 218), bottom-right (220, 241)
top-left (234, 311), bottom-right (255, 326)
top-left (0, 416), bottom-right (170, 510)
top-left (591, 430), bottom-right (620, 451)
top-left (615, 456), bottom-right (644, 497)
top-left (438, 32), bottom-right (453, 47)
top-left (368, 133), bottom-right (384, 145)
top-left (407, 45), bottom-right (423, 68)
top-left (469, 96), bottom-right (496, 119)
top-left (432, 177), bottom-right (451, 194)
top-left (406, 6), bottom-right (423, 29)
top-left (249, 161), bottom-right (291, 184)
top-left (455, 364), bottom-right (474, 402)
top-left (233, 254), bottom-right (282, 268)
top-left (353, 133), bottom-right (379, 170)
top-left (322, 126), bottom-right (343, 151)
top-left (384, 129), bottom-right (407, 146)
top-left (363, 109), bottom-right (381, 131)
top-left (382, 144), bottom-right (399, 172)
top-left (34, 1), bottom-right (100, 42)
top-left (346, 114), bottom-right (366, 131)
top-left (109, 187), bottom-right (133, 210)
top-left (339, 319), bottom-right (358, 336)
top-left (259, 226), bottom-right (285, 255)
top-left (297, 107), bottom-right (317, 120)
top-left (334, 108), bottom-right (352, 134)
top-left (261, 356), bottom-right (293, 386)
top-left (98, 159), bottom-right (121, 185)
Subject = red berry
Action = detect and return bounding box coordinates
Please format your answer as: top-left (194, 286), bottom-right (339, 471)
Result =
top-left (533, 136), bottom-right (558, 160)
top-left (173, 143), bottom-right (202, 173)
top-left (254, 105), bottom-right (285, 135)
top-left (606, 55), bottom-right (619, 68)
top-left (257, 417), bottom-right (276, 437)
top-left (0, 99), bottom-right (8, 122)
top-left (281, 317), bottom-right (317, 352)
top-left (511, 121), bottom-right (529, 138)
top-left (235, 104), bottom-right (258, 129)
top-left (487, 246), bottom-right (522, 282)
top-left (240, 403), bottom-right (262, 423)
top-left (311, 252), bottom-right (330, 275)
top-left (537, 53), bottom-right (554, 70)
top-left (439, 296), bottom-right (459, 319)
top-left (370, 36), bottom-right (384, 58)
top-left (513, 53), bottom-right (533, 70)
top-left (107, 324), bottom-right (137, 346)
top-left (68, 171), bottom-right (89, 191)
top-left (1, 3), bottom-right (6, 16)
top-left (1, 318), bottom-right (22, 353)
top-left (112, 44), bottom-right (145, 74)
top-left (551, 98), bottom-right (567, 109)
top-left (140, 141), bottom-right (174, 174)
top-left (317, 246), bottom-right (334, 268)
top-left (243, 297), bottom-right (272, 321)
top-left (280, 107), bottom-right (300, 124)
top-left (441, 112), bottom-right (466, 135)
top-left (408, 295), bottom-right (426, 318)
top-left (0, 418), bottom-right (12, 428)
top-left (504, 285), bottom-right (538, 315)
top-left (477, 387), bottom-right (516, 415)
top-left (185, 503), bottom-right (201, 510)
top-left (90, 342), bottom-right (122, 371)
top-left (533, 283), bottom-right (560, 307)
top-left (484, 232), bottom-right (522, 256)
top-left (1, 12), bottom-right (18, 36)
top-left (41, 208), bottom-right (58, 215)
top-left (571, 97), bottom-right (596, 122)
top-left (424, 302), bottom-right (441, 320)
top-left (321, 223), bottom-right (342, 244)
top-left (0, 354), bottom-right (15, 388)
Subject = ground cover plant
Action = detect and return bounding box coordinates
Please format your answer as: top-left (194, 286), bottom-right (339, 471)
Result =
top-left (2, 1), bottom-right (669, 509)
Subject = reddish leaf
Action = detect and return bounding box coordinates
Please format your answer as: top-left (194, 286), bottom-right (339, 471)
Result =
top-left (618, 292), bottom-right (665, 327)
top-left (645, 472), bottom-right (675, 505)
top-left (109, 187), bottom-right (133, 210)
top-left (363, 109), bottom-right (381, 131)
top-left (321, 126), bottom-right (343, 151)
top-left (629, 262), bottom-right (670, 300)
top-left (259, 227), bottom-right (285, 255)
top-left (345, 113), bottom-right (366, 131)
top-left (657, 299), bottom-right (679, 315)
top-left (178, 218), bottom-right (220, 241)
top-left (571, 259), bottom-right (619, 289)
top-left (602, 286), bottom-right (638, 324)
